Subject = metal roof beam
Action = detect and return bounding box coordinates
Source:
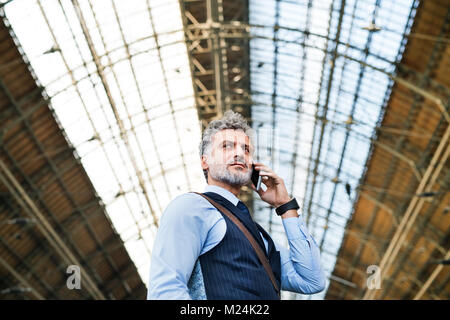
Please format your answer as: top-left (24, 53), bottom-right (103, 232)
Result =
top-left (0, 72), bottom-right (132, 298)
top-left (0, 164), bottom-right (105, 299)
top-left (84, 0), bottom-right (177, 214)
top-left (69, 0), bottom-right (161, 229)
top-left (0, 234), bottom-right (58, 298)
top-left (0, 256), bottom-right (44, 300)
top-left (338, 5), bottom-right (449, 299)
top-left (363, 124), bottom-right (449, 299)
top-left (361, 9), bottom-right (450, 298)
top-left (380, 174), bottom-right (450, 298)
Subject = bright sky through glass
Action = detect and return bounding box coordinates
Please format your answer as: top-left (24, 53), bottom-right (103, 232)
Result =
top-left (4, 0), bottom-right (206, 286)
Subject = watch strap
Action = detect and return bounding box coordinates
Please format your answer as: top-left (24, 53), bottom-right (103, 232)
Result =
top-left (275, 198), bottom-right (299, 216)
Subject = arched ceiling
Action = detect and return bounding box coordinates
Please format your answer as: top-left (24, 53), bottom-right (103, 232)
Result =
top-left (0, 0), bottom-right (448, 300)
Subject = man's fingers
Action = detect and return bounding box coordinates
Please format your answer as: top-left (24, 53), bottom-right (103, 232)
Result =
top-left (253, 162), bottom-right (265, 166)
top-left (253, 163), bottom-right (271, 172)
top-left (254, 163), bottom-right (283, 185)
top-left (259, 171), bottom-right (278, 182)
top-left (255, 165), bottom-right (276, 177)
top-left (255, 164), bottom-right (271, 171)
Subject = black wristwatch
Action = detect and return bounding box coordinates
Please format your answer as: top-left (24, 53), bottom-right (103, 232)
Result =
top-left (275, 198), bottom-right (299, 216)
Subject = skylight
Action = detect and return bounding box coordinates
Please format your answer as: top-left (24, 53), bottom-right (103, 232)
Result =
top-left (3, 0), bottom-right (206, 286)
top-left (249, 0), bottom-right (415, 299)
top-left (3, 0), bottom-right (417, 299)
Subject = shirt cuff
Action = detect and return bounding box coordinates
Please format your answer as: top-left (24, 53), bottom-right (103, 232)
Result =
top-left (282, 216), bottom-right (310, 240)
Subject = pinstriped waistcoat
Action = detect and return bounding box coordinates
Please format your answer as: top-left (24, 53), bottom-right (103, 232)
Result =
top-left (198, 192), bottom-right (281, 300)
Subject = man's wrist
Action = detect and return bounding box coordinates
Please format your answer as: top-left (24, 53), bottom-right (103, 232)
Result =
top-left (275, 197), bottom-right (292, 208)
top-left (280, 209), bottom-right (299, 219)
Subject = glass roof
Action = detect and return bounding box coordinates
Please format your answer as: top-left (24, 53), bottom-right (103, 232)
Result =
top-left (3, 0), bottom-right (206, 284)
top-left (2, 0), bottom-right (417, 299)
top-left (249, 0), bottom-right (415, 299)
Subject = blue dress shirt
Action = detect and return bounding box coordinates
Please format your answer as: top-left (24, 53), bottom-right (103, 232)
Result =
top-left (148, 185), bottom-right (326, 299)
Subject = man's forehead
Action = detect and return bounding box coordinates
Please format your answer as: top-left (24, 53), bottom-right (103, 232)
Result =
top-left (212, 129), bottom-right (250, 144)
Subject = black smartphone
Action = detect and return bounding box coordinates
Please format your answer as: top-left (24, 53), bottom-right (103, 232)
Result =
top-left (251, 164), bottom-right (262, 191)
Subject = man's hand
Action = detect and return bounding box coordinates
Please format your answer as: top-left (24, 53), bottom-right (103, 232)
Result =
top-left (251, 162), bottom-right (291, 208)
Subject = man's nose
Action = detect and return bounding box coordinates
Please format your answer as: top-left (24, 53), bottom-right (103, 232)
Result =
top-left (234, 145), bottom-right (245, 157)
top-left (233, 150), bottom-right (247, 165)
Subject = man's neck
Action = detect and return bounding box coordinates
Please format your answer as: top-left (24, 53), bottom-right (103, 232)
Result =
top-left (207, 178), bottom-right (242, 197)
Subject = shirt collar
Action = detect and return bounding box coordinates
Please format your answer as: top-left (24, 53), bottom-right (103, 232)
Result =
top-left (204, 185), bottom-right (240, 206)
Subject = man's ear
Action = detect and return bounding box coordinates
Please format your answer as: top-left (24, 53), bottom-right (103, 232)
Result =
top-left (201, 155), bottom-right (209, 171)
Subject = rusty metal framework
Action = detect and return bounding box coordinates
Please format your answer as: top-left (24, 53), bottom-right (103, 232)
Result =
top-left (0, 0), bottom-right (448, 300)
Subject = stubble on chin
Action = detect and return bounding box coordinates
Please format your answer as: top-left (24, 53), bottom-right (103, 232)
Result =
top-left (209, 163), bottom-right (251, 186)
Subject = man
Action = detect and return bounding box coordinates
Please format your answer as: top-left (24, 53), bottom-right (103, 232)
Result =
top-left (148, 110), bottom-right (326, 299)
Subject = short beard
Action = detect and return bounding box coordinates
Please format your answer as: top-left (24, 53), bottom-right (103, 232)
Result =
top-left (208, 161), bottom-right (251, 187)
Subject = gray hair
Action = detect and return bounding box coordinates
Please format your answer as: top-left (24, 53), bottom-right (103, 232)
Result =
top-left (199, 110), bottom-right (254, 180)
